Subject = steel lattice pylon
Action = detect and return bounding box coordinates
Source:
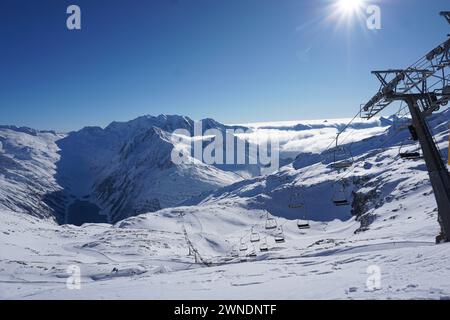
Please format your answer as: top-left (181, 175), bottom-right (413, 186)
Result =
top-left (360, 12), bottom-right (450, 243)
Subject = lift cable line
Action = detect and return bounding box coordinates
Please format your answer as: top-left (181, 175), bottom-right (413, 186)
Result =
top-left (288, 97), bottom-right (416, 231)
top-left (292, 110), bottom-right (362, 185)
top-left (360, 12), bottom-right (450, 243)
top-left (333, 123), bottom-right (421, 191)
top-left (331, 99), bottom-right (450, 205)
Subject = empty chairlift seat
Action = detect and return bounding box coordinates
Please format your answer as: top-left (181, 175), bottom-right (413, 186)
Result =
top-left (399, 151), bottom-right (422, 160)
top-left (288, 187), bottom-right (311, 231)
top-left (288, 193), bottom-right (304, 209)
top-left (331, 159), bottom-right (354, 169)
top-left (274, 226), bottom-right (286, 243)
top-left (239, 239), bottom-right (248, 252)
top-left (231, 247), bottom-right (239, 258)
top-left (259, 239), bottom-right (269, 252)
top-left (247, 247), bottom-right (257, 258)
top-left (331, 144), bottom-right (354, 170)
top-left (333, 198), bottom-right (350, 206)
top-left (333, 183), bottom-right (351, 207)
top-left (399, 126), bottom-right (422, 160)
top-left (297, 220), bottom-right (311, 230)
top-left (265, 217), bottom-right (278, 230)
top-left (250, 228), bottom-right (260, 243)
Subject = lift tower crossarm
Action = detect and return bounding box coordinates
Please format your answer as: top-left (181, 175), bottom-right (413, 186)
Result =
top-left (360, 37), bottom-right (450, 119)
top-left (441, 11), bottom-right (450, 24)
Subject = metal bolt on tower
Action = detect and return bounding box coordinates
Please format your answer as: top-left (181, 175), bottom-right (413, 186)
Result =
top-left (361, 12), bottom-right (450, 243)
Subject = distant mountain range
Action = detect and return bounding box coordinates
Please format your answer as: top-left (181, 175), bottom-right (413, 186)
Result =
top-left (0, 114), bottom-right (391, 225)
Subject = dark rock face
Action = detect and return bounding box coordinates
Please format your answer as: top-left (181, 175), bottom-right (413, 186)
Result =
top-left (351, 176), bottom-right (383, 234)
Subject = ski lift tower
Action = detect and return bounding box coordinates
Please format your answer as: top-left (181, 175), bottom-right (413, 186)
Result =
top-left (360, 12), bottom-right (450, 243)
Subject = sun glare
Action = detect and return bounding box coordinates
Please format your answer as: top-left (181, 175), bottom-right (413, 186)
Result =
top-left (337, 0), bottom-right (364, 15)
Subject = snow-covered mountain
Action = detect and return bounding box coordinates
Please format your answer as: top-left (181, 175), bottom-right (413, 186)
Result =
top-left (2, 112), bottom-right (450, 299)
top-left (0, 116), bottom-right (245, 224)
top-left (0, 126), bottom-right (65, 220)
top-left (0, 114), bottom-right (390, 225)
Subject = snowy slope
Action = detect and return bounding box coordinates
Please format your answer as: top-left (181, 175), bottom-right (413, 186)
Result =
top-left (1, 111), bottom-right (450, 299)
top-left (0, 194), bottom-right (447, 299)
top-left (0, 126), bottom-right (65, 221)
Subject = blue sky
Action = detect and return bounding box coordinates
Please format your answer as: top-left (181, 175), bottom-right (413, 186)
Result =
top-left (0, 0), bottom-right (449, 131)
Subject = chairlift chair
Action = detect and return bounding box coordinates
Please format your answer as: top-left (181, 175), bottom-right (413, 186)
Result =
top-left (259, 238), bottom-right (269, 252)
top-left (239, 239), bottom-right (248, 252)
top-left (399, 136), bottom-right (422, 160)
top-left (330, 133), bottom-right (354, 170)
top-left (297, 220), bottom-right (311, 230)
top-left (247, 246), bottom-right (257, 258)
top-left (265, 214), bottom-right (278, 230)
top-left (288, 187), bottom-right (311, 230)
top-left (333, 183), bottom-right (350, 207)
top-left (288, 192), bottom-right (304, 209)
top-left (331, 147), bottom-right (354, 169)
top-left (331, 159), bottom-right (354, 170)
top-left (250, 228), bottom-right (260, 243)
top-left (333, 198), bottom-right (350, 206)
top-left (230, 244), bottom-right (240, 258)
top-left (399, 152), bottom-right (422, 160)
top-left (274, 226), bottom-right (286, 244)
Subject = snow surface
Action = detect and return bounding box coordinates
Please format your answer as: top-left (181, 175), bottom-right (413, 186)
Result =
top-left (1, 112), bottom-right (450, 299)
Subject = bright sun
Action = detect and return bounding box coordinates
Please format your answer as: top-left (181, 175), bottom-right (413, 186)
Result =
top-left (337, 0), bottom-right (364, 14)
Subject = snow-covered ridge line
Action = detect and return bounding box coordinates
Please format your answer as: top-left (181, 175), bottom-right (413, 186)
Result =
top-left (0, 114), bottom-right (249, 224)
top-left (0, 125), bottom-right (60, 136)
